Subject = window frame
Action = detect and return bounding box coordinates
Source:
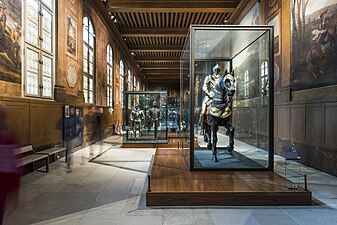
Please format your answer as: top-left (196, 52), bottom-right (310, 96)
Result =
top-left (106, 44), bottom-right (114, 107)
top-left (120, 59), bottom-right (125, 107)
top-left (23, 0), bottom-right (55, 99)
top-left (83, 15), bottom-right (96, 105)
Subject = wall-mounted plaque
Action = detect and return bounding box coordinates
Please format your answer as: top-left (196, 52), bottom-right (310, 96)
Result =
top-left (67, 65), bottom-right (77, 87)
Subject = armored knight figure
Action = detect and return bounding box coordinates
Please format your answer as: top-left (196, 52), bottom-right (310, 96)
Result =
top-left (209, 70), bottom-right (236, 152)
top-left (130, 104), bottom-right (145, 139)
top-left (147, 101), bottom-right (162, 138)
top-left (199, 64), bottom-right (224, 129)
top-left (209, 70), bottom-right (236, 118)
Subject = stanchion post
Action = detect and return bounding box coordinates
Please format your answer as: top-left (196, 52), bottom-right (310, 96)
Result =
top-left (147, 174), bottom-right (151, 192)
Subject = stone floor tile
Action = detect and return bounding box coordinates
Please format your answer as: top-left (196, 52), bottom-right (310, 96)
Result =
top-left (163, 209), bottom-right (214, 225)
top-left (117, 215), bottom-right (162, 225)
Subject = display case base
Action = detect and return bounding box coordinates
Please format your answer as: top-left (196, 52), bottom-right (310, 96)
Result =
top-left (146, 148), bottom-right (312, 206)
top-left (122, 140), bottom-right (178, 148)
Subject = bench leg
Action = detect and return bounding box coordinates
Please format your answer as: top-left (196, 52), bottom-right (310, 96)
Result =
top-left (46, 157), bottom-right (49, 173)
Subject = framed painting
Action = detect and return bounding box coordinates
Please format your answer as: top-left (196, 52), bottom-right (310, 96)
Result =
top-left (66, 14), bottom-right (77, 58)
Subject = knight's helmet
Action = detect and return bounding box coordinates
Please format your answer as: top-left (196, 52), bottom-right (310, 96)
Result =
top-left (213, 64), bottom-right (221, 75)
top-left (224, 70), bottom-right (236, 97)
top-left (212, 64), bottom-right (222, 79)
top-left (135, 103), bottom-right (139, 109)
top-left (152, 101), bottom-right (158, 108)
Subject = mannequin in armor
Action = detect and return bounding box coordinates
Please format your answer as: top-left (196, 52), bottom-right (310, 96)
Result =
top-left (199, 64), bottom-right (223, 134)
top-left (209, 71), bottom-right (236, 119)
top-left (207, 70), bottom-right (236, 162)
top-left (130, 104), bottom-right (145, 139)
top-left (147, 101), bottom-right (162, 138)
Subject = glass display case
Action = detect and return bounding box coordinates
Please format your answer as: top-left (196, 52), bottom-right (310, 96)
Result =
top-left (180, 25), bottom-right (274, 170)
top-left (123, 91), bottom-right (168, 144)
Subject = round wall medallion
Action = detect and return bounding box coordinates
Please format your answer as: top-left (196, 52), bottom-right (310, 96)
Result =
top-left (67, 65), bottom-right (77, 87)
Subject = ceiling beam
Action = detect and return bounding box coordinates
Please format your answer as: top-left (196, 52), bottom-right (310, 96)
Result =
top-left (129, 45), bottom-right (183, 52)
top-left (143, 73), bottom-right (180, 77)
top-left (148, 79), bottom-right (180, 84)
top-left (106, 1), bottom-right (238, 13)
top-left (119, 28), bottom-right (187, 37)
top-left (145, 75), bottom-right (180, 80)
top-left (140, 65), bottom-right (181, 69)
top-left (135, 56), bottom-right (180, 63)
top-left (141, 67), bottom-right (180, 73)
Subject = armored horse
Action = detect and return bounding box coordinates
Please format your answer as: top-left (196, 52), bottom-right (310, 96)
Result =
top-left (203, 70), bottom-right (236, 162)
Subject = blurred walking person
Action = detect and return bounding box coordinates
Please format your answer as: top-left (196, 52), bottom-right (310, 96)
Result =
top-left (0, 105), bottom-right (20, 225)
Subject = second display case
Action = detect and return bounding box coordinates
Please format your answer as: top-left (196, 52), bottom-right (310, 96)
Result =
top-left (123, 91), bottom-right (168, 144)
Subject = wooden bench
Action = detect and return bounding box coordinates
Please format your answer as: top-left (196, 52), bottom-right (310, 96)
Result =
top-left (36, 146), bottom-right (67, 162)
top-left (15, 145), bottom-right (49, 173)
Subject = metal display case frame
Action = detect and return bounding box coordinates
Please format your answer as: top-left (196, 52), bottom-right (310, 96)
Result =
top-left (180, 25), bottom-right (274, 171)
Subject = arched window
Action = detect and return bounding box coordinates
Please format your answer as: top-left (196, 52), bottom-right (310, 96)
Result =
top-left (120, 60), bottom-right (124, 106)
top-left (83, 16), bottom-right (95, 104)
top-left (107, 44), bottom-right (113, 107)
top-left (261, 61), bottom-right (268, 94)
top-left (244, 70), bottom-right (249, 97)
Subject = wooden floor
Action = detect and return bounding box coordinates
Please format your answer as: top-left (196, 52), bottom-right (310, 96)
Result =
top-left (146, 148), bottom-right (312, 206)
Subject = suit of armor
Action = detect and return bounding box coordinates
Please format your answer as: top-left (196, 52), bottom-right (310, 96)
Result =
top-left (130, 106), bottom-right (144, 139)
top-left (208, 71), bottom-right (236, 154)
top-left (199, 64), bottom-right (222, 126)
top-left (209, 72), bottom-right (236, 118)
top-left (147, 101), bottom-right (162, 138)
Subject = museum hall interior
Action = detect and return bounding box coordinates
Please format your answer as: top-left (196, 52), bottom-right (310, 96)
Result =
top-left (0, 0), bottom-right (337, 224)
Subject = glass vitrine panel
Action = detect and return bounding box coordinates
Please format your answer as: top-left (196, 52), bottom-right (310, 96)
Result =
top-left (181, 26), bottom-right (273, 170)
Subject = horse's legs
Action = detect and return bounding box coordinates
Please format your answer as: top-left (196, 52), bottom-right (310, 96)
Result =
top-left (225, 121), bottom-right (235, 154)
top-left (204, 123), bottom-right (208, 142)
top-left (205, 123), bottom-right (212, 150)
top-left (212, 122), bottom-right (219, 162)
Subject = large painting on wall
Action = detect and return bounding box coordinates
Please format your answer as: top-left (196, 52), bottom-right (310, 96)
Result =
top-left (291, 0), bottom-right (337, 91)
top-left (240, 2), bottom-right (261, 25)
top-left (66, 14), bottom-right (77, 58)
top-left (0, 0), bottom-right (22, 83)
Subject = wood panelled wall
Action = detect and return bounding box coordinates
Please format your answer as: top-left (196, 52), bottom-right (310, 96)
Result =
top-left (0, 97), bottom-right (63, 148)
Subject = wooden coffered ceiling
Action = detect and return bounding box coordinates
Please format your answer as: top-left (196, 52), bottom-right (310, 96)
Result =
top-left (105, 0), bottom-right (241, 85)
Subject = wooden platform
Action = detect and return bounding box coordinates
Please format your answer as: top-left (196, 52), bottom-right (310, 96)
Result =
top-left (146, 148), bottom-right (312, 206)
top-left (122, 140), bottom-right (179, 148)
